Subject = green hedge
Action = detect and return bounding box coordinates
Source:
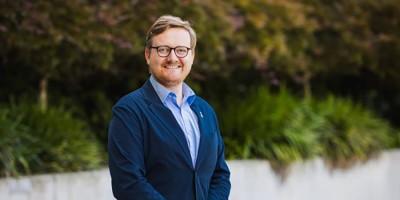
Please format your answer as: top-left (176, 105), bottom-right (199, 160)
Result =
top-left (0, 101), bottom-right (103, 177)
top-left (220, 86), bottom-right (399, 170)
top-left (1, 88), bottom-right (399, 177)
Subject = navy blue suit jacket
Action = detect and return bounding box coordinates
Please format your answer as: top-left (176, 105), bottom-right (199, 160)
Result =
top-left (108, 80), bottom-right (231, 200)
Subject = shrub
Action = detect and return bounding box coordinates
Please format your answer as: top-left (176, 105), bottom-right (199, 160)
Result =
top-left (220, 86), bottom-right (396, 170)
top-left (221, 86), bottom-right (324, 169)
top-left (0, 101), bottom-right (103, 177)
top-left (0, 109), bottom-right (39, 176)
top-left (315, 95), bottom-right (393, 168)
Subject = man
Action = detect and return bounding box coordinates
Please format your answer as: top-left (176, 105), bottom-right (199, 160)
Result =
top-left (108, 15), bottom-right (231, 200)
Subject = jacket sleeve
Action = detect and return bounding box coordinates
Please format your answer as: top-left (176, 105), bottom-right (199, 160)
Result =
top-left (208, 112), bottom-right (231, 200)
top-left (108, 104), bottom-right (166, 200)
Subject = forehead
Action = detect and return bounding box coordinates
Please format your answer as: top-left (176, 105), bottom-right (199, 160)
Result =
top-left (152, 28), bottom-right (191, 47)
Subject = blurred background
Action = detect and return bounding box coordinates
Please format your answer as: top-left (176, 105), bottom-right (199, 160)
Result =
top-left (1, 0), bottom-right (400, 178)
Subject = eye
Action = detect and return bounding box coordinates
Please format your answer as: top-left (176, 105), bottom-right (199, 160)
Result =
top-left (176, 47), bottom-right (188, 54)
top-left (158, 47), bottom-right (169, 53)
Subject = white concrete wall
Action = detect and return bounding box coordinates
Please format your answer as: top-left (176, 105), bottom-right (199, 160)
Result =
top-left (229, 150), bottom-right (400, 200)
top-left (1, 150), bottom-right (400, 200)
top-left (0, 169), bottom-right (113, 200)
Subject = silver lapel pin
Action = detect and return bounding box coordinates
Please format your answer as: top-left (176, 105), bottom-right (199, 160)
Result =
top-left (199, 111), bottom-right (204, 118)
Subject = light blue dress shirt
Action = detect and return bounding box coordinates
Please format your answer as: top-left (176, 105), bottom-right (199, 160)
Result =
top-left (150, 75), bottom-right (201, 167)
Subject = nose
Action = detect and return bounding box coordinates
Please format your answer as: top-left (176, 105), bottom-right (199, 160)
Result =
top-left (166, 49), bottom-right (179, 62)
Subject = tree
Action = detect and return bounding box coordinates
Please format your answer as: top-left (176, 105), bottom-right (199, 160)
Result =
top-left (0, 0), bottom-right (137, 110)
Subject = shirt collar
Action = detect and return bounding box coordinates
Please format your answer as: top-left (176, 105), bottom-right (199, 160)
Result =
top-left (149, 75), bottom-right (196, 105)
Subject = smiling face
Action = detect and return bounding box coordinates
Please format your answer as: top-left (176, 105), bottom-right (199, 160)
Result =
top-left (145, 28), bottom-right (195, 91)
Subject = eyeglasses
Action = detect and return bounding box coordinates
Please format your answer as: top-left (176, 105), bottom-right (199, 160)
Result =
top-left (150, 46), bottom-right (191, 58)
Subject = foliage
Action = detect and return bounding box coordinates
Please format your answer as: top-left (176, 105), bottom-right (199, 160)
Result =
top-left (1, 0), bottom-right (400, 123)
top-left (1, 0), bottom-right (400, 175)
top-left (227, 0), bottom-right (319, 96)
top-left (0, 108), bottom-right (38, 177)
top-left (316, 95), bottom-right (394, 167)
top-left (220, 86), bottom-right (397, 170)
top-left (0, 101), bottom-right (103, 177)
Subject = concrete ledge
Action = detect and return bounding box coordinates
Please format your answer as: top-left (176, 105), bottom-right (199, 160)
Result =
top-left (1, 150), bottom-right (400, 200)
top-left (229, 150), bottom-right (400, 200)
top-left (0, 169), bottom-right (113, 200)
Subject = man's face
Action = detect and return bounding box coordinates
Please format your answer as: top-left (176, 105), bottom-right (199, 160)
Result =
top-left (145, 28), bottom-right (195, 90)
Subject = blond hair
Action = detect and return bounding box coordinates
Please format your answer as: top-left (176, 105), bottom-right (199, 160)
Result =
top-left (146, 15), bottom-right (197, 49)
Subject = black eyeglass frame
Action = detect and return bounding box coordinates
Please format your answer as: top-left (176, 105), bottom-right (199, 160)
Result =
top-left (150, 46), bottom-right (191, 58)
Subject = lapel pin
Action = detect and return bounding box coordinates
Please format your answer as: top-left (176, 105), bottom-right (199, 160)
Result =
top-left (199, 111), bottom-right (204, 118)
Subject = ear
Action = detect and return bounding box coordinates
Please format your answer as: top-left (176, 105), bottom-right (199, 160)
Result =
top-left (145, 48), bottom-right (151, 65)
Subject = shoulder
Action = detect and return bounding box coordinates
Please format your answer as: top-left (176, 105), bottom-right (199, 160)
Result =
top-left (194, 96), bottom-right (218, 118)
top-left (194, 96), bottom-right (212, 109)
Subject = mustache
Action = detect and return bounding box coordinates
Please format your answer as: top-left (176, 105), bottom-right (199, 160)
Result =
top-left (162, 60), bottom-right (180, 65)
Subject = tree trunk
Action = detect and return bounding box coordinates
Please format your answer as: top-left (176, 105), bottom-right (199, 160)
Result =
top-left (39, 76), bottom-right (48, 111)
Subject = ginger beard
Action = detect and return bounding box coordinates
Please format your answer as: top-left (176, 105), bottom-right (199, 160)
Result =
top-left (145, 28), bottom-right (194, 90)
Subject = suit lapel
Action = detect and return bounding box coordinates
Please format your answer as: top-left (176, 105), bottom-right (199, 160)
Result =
top-left (141, 80), bottom-right (193, 167)
top-left (190, 101), bottom-right (208, 169)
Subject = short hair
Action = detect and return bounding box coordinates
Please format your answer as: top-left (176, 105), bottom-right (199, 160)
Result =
top-left (146, 15), bottom-right (197, 49)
